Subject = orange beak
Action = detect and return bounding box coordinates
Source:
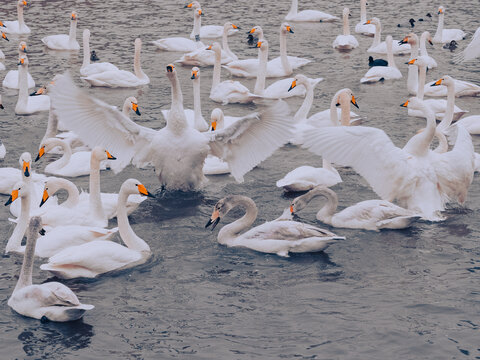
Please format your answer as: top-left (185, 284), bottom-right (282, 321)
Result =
top-left (39, 189), bottom-right (49, 207)
top-left (106, 150), bottom-right (116, 160)
top-left (400, 100), bottom-right (409, 107)
top-left (137, 183), bottom-right (155, 198)
top-left (35, 146), bottom-right (45, 161)
top-left (5, 189), bottom-right (19, 206)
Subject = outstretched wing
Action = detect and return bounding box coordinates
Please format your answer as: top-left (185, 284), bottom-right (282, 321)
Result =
top-left (207, 101), bottom-right (293, 182)
top-left (49, 73), bottom-right (157, 171)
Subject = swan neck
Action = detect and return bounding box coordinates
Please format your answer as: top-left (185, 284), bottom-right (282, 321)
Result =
top-left (51, 139), bottom-right (72, 169)
top-left (193, 12), bottom-right (201, 39)
top-left (17, 3), bottom-right (25, 27)
top-left (254, 45), bottom-right (268, 95)
top-left (360, 0), bottom-right (367, 22)
top-left (339, 99), bottom-right (351, 126)
top-left (133, 41), bottom-right (144, 78)
top-left (15, 223), bottom-right (37, 291)
top-left (122, 101), bottom-right (130, 116)
top-left (386, 39), bottom-right (396, 68)
top-left (329, 96), bottom-right (340, 126)
top-left (322, 158), bottom-right (335, 172)
top-left (295, 80), bottom-right (313, 122)
top-left (315, 189), bottom-right (337, 224)
top-left (434, 13), bottom-right (444, 41)
top-left (417, 65), bottom-right (426, 99)
top-left (6, 193), bottom-right (30, 253)
top-left (407, 62), bottom-right (419, 95)
top-left (82, 31), bottom-right (90, 68)
top-left (211, 49), bottom-right (222, 94)
top-left (218, 197), bottom-right (258, 244)
top-left (343, 12), bottom-right (350, 36)
top-left (56, 178), bottom-right (80, 207)
top-left (279, 30), bottom-right (292, 74)
top-left (89, 155), bottom-right (105, 220)
top-left (419, 33), bottom-right (428, 54)
top-left (288, 0), bottom-right (298, 16)
top-left (117, 190), bottom-right (150, 252)
top-left (437, 82), bottom-right (455, 131)
top-left (17, 61), bottom-right (28, 107)
top-left (372, 22), bottom-right (381, 47)
top-left (193, 76), bottom-right (202, 121)
top-left (434, 129), bottom-right (449, 153)
top-left (166, 72), bottom-right (188, 133)
top-left (69, 20), bottom-right (77, 44)
top-left (222, 26), bottom-right (230, 53)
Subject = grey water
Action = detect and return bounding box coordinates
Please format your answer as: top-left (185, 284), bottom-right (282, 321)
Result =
top-left (0, 0), bottom-right (479, 359)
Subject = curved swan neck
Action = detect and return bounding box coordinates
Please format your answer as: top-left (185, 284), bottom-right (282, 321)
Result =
top-left (288, 0), bottom-right (298, 16)
top-left (437, 81), bottom-right (456, 131)
top-left (434, 129), bottom-right (448, 153)
top-left (82, 31), bottom-right (90, 68)
top-left (254, 43), bottom-right (268, 95)
top-left (6, 192), bottom-right (30, 253)
top-left (295, 80), bottom-right (313, 122)
top-left (89, 155), bottom-right (105, 219)
top-left (279, 28), bottom-right (292, 75)
top-left (297, 187), bottom-right (337, 223)
top-left (329, 93), bottom-right (340, 126)
top-left (343, 11), bottom-right (350, 36)
top-left (53, 178), bottom-right (80, 207)
top-left (69, 19), bottom-right (77, 44)
top-left (117, 189), bottom-right (150, 252)
top-left (218, 197), bottom-right (258, 244)
top-left (417, 64), bottom-right (426, 99)
top-left (17, 61), bottom-right (28, 108)
top-left (48, 138), bottom-right (72, 169)
top-left (133, 40), bottom-right (145, 78)
top-left (434, 12), bottom-right (444, 41)
top-left (211, 48), bottom-right (222, 94)
top-left (360, 0), bottom-right (367, 23)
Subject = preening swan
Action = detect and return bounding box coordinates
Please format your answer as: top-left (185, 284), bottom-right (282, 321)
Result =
top-left (8, 216), bottom-right (94, 322)
top-left (205, 195), bottom-right (345, 257)
top-left (185, 2), bottom-right (239, 39)
top-left (2, 41), bottom-right (35, 89)
top-left (50, 68), bottom-right (293, 191)
top-left (15, 55), bottom-right (50, 115)
top-left (360, 36), bottom-right (402, 83)
top-left (355, 0), bottom-right (375, 36)
top-left (82, 38), bottom-right (149, 87)
top-left (454, 26), bottom-right (480, 63)
top-left (333, 8), bottom-right (359, 50)
top-left (40, 179), bottom-right (155, 279)
top-left (285, 0), bottom-right (338, 22)
top-left (80, 29), bottom-right (119, 76)
top-left (290, 186), bottom-right (422, 231)
top-left (365, 18), bottom-right (411, 55)
top-left (41, 12), bottom-right (80, 51)
top-left (433, 6), bottom-right (465, 44)
top-left (3, 0), bottom-right (30, 35)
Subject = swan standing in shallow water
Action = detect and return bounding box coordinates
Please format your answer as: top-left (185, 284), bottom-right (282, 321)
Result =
top-left (290, 186), bottom-right (422, 231)
top-left (4, 0), bottom-right (30, 35)
top-left (333, 8), bottom-right (359, 50)
top-left (365, 18), bottom-right (411, 55)
top-left (41, 12), bottom-right (80, 51)
top-left (50, 68), bottom-right (293, 191)
top-left (82, 38), bottom-right (149, 87)
top-left (205, 195), bottom-right (344, 257)
top-left (3, 41), bottom-right (35, 89)
top-left (15, 55), bottom-right (50, 115)
top-left (285, 0), bottom-right (338, 22)
top-left (355, 0), bottom-right (375, 36)
top-left (433, 6), bottom-right (465, 44)
top-left (8, 217), bottom-right (94, 322)
top-left (360, 36), bottom-right (402, 83)
top-left (80, 29), bottom-right (118, 76)
top-left (40, 179), bottom-right (155, 279)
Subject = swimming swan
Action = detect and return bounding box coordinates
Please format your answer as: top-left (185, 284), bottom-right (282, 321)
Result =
top-left (15, 55), bottom-right (50, 115)
top-left (333, 8), bottom-right (359, 50)
top-left (2, 41), bottom-right (35, 89)
top-left (361, 35), bottom-right (402, 83)
top-left (4, 0), bottom-right (30, 35)
top-left (355, 0), bottom-right (375, 36)
top-left (433, 6), bottom-right (465, 44)
top-left (365, 18), bottom-right (411, 55)
top-left (41, 12), bottom-right (80, 51)
top-left (185, 2), bottom-right (239, 39)
top-left (80, 29), bottom-right (118, 76)
top-left (285, 0), bottom-right (338, 22)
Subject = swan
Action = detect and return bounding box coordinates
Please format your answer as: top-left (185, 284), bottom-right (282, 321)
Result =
top-left (0, 140), bottom-right (5, 159)
top-left (0, 152), bottom-right (46, 195)
top-left (433, 6), bottom-right (465, 44)
top-left (276, 162), bottom-right (342, 192)
top-left (82, 38), bottom-right (149, 88)
top-left (3, 0), bottom-right (30, 35)
top-left (285, 0), bottom-right (338, 22)
top-left (49, 68), bottom-right (293, 191)
top-left (400, 33), bottom-right (419, 95)
top-left (15, 55), bottom-right (50, 115)
top-left (454, 26), bottom-right (480, 63)
top-left (301, 97), bottom-right (474, 220)
top-left (361, 36), bottom-right (402, 83)
top-left (80, 29), bottom-right (118, 76)
top-left (185, 2), bottom-right (238, 39)
top-left (40, 179), bottom-right (155, 279)
top-left (456, 115), bottom-right (480, 135)
top-left (290, 186), bottom-right (422, 231)
top-left (355, 0), bottom-right (375, 36)
top-left (8, 216), bottom-right (94, 322)
top-left (365, 18), bottom-right (411, 55)
top-left (209, 43), bottom-right (260, 105)
top-left (333, 8), bottom-right (359, 50)
top-left (35, 138), bottom-right (109, 177)
top-left (205, 195), bottom-right (344, 257)
top-left (419, 31), bottom-right (437, 69)
top-left (2, 41), bottom-right (35, 89)
top-left (202, 109), bottom-right (232, 175)
top-left (223, 24), bottom-right (311, 78)
top-left (176, 22), bottom-right (239, 66)
top-left (41, 12), bottom-right (80, 51)
top-left (0, 32), bottom-right (8, 60)
top-left (152, 8), bottom-right (205, 52)
top-left (161, 67), bottom-right (209, 131)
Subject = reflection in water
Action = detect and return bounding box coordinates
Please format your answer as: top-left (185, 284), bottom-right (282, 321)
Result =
top-left (18, 320), bottom-right (94, 357)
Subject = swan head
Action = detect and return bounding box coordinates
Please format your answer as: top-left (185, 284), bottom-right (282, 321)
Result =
top-left (281, 23), bottom-right (294, 34)
top-left (92, 146), bottom-right (116, 162)
top-left (2, 32), bottom-right (9, 42)
top-left (195, 8), bottom-right (203, 17)
top-left (224, 22), bottom-right (239, 31)
top-left (248, 26), bottom-right (263, 35)
top-left (205, 196), bottom-right (238, 230)
top-left (431, 75), bottom-right (453, 88)
top-left (71, 11), bottom-right (78, 21)
top-left (5, 181), bottom-right (27, 206)
top-left (422, 31), bottom-right (433, 45)
top-left (126, 96), bottom-right (141, 116)
top-left (0, 21), bottom-right (5, 28)
top-left (400, 97), bottom-right (425, 112)
top-left (39, 177), bottom-right (62, 207)
top-left (438, 6), bottom-right (445, 14)
top-left (255, 39), bottom-right (268, 51)
top-left (18, 0), bottom-right (27, 8)
top-left (206, 42), bottom-right (221, 54)
top-left (121, 178), bottom-right (155, 198)
top-left (30, 84), bottom-right (47, 96)
top-left (342, 8), bottom-right (350, 17)
top-left (19, 152), bottom-right (32, 177)
top-left (405, 56), bottom-right (428, 67)
top-left (36, 138), bottom-right (66, 162)
top-left (166, 64), bottom-right (176, 75)
top-left (288, 74), bottom-right (309, 91)
top-left (335, 88), bottom-right (359, 109)
top-left (19, 41), bottom-right (27, 53)
top-left (191, 67), bottom-right (199, 80)
top-left (184, 1), bottom-right (200, 9)
top-left (399, 33), bottom-right (417, 45)
top-left (134, 38), bottom-right (142, 51)
top-left (210, 108), bottom-right (224, 131)
top-left (17, 54), bottom-right (28, 66)
top-left (364, 17), bottom-right (380, 26)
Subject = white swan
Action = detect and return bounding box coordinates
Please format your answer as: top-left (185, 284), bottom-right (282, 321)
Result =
top-left (152, 8), bottom-right (205, 52)
top-left (290, 186), bottom-right (422, 231)
top-left (203, 109), bottom-right (231, 175)
top-left (361, 36), bottom-right (402, 83)
top-left (276, 161), bottom-right (342, 192)
top-left (400, 33), bottom-right (419, 95)
top-left (355, 0), bottom-right (375, 36)
top-left (419, 31), bottom-right (437, 69)
top-left (205, 195), bottom-right (344, 257)
top-left (433, 6), bottom-right (465, 44)
top-left (285, 0), bottom-right (338, 22)
top-left (2, 41), bottom-right (35, 89)
top-left (223, 24), bottom-right (311, 78)
top-left (186, 2), bottom-right (238, 39)
top-left (82, 38), bottom-right (149, 88)
top-left (50, 68), bottom-right (293, 191)
top-left (456, 115), bottom-right (480, 135)
top-left (80, 29), bottom-right (118, 76)
top-left (454, 26), bottom-right (480, 63)
top-left (161, 67), bottom-right (209, 131)
top-left (41, 12), bottom-right (80, 51)
top-left (365, 18), bottom-right (411, 55)
top-left (40, 179), bottom-right (155, 279)
top-left (0, 140), bottom-right (5, 159)
top-left (0, 152), bottom-right (46, 195)
top-left (8, 216), bottom-right (94, 322)
top-left (176, 22), bottom-right (239, 66)
top-left (15, 55), bottom-right (50, 115)
top-left (3, 0), bottom-right (30, 35)
top-left (333, 8), bottom-right (359, 50)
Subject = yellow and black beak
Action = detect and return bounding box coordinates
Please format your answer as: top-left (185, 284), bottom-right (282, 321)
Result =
top-left (205, 209), bottom-right (220, 230)
top-left (184, 3), bottom-right (194, 8)
top-left (166, 64), bottom-right (174, 72)
top-left (428, 39), bottom-right (433, 46)
top-left (256, 41), bottom-right (262, 48)
top-left (5, 189), bottom-right (19, 206)
top-left (71, 13), bottom-right (77, 20)
top-left (249, 28), bottom-right (256, 34)
top-left (132, 102), bottom-right (141, 116)
top-left (398, 36), bottom-right (408, 45)
top-left (39, 189), bottom-right (49, 207)
top-left (23, 160), bottom-right (30, 177)
top-left (400, 100), bottom-right (409, 107)
top-left (198, 9), bottom-right (203, 16)
top-left (431, 78), bottom-right (443, 87)
top-left (211, 120), bottom-right (217, 131)
top-left (21, 43), bottom-right (27, 53)
top-left (206, 45), bottom-right (213, 50)
top-left (0, 21), bottom-right (5, 28)
top-left (232, 24), bottom-right (240, 30)
top-left (286, 25), bottom-right (294, 34)
top-left (351, 95), bottom-right (359, 109)
top-left (290, 204), bottom-right (294, 214)
top-left (30, 87), bottom-right (45, 96)
top-left (17, 58), bottom-right (24, 65)
top-left (2, 32), bottom-right (9, 42)
top-left (106, 150), bottom-right (116, 160)
top-left (22, 0), bottom-right (27, 6)
top-left (191, 70), bottom-right (198, 80)
top-left (288, 79), bottom-right (297, 92)
top-left (0, 103), bottom-right (4, 109)
top-left (438, 8), bottom-right (443, 14)
top-left (35, 146), bottom-right (45, 162)
top-left (136, 183), bottom-right (155, 198)
top-left (364, 19), bottom-right (372, 25)
top-left (405, 58), bottom-right (416, 65)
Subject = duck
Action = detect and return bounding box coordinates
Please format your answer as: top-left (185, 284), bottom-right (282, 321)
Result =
top-left (2, 41), bottom-right (35, 89)
top-left (454, 27), bottom-right (480, 63)
top-left (3, 0), bottom-right (30, 35)
top-left (443, 40), bottom-right (457, 51)
top-left (355, 0), bottom-right (375, 36)
top-left (90, 50), bottom-right (99, 61)
top-left (433, 6), bottom-right (465, 44)
top-left (185, 2), bottom-right (238, 39)
top-left (290, 186), bottom-right (422, 231)
top-left (15, 55), bottom-right (50, 115)
top-left (49, 67), bottom-right (293, 191)
top-left (41, 12), bottom-right (80, 51)
top-left (365, 18), bottom-right (411, 55)
top-left (285, 0), bottom-right (338, 22)
top-left (332, 8), bottom-right (359, 50)
top-left (361, 36), bottom-right (402, 83)
top-left (40, 179), bottom-right (155, 279)
top-left (205, 195), bottom-right (344, 257)
top-left (8, 216), bottom-right (94, 322)
top-left (368, 56), bottom-right (388, 67)
top-left (81, 38), bottom-right (149, 87)
top-left (80, 29), bottom-right (118, 76)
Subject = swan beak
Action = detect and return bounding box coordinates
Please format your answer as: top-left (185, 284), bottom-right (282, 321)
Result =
top-left (17, 58), bottom-right (24, 65)
top-left (211, 120), bottom-right (217, 131)
top-left (166, 64), bottom-right (175, 72)
top-left (206, 45), bottom-right (212, 50)
top-left (21, 44), bottom-right (27, 52)
top-left (290, 205), bottom-right (294, 214)
top-left (364, 20), bottom-right (372, 25)
top-left (288, 80), bottom-right (297, 92)
top-left (405, 58), bottom-right (416, 65)
top-left (22, 0), bottom-right (27, 6)
top-left (106, 151), bottom-right (116, 160)
top-left (198, 9), bottom-right (203, 16)
top-left (286, 26), bottom-right (294, 33)
top-left (2, 33), bottom-right (9, 42)
top-left (132, 102), bottom-right (141, 115)
top-left (249, 28), bottom-right (256, 34)
top-left (399, 37), bottom-right (408, 45)
top-left (30, 87), bottom-right (45, 96)
top-left (0, 22), bottom-right (5, 28)
top-left (23, 161), bottom-right (30, 177)
top-left (232, 24), bottom-right (239, 29)
top-left (137, 183), bottom-right (155, 198)
top-left (71, 13), bottom-right (77, 20)
top-left (256, 41), bottom-right (262, 48)
top-left (35, 146), bottom-right (45, 162)
top-left (438, 8), bottom-right (443, 14)
top-left (191, 70), bottom-right (198, 80)
top-left (400, 100), bottom-right (409, 107)
top-left (351, 95), bottom-right (359, 109)
top-left (205, 209), bottom-right (220, 230)
top-left (5, 189), bottom-right (19, 206)
top-left (39, 189), bottom-right (49, 207)
top-left (431, 79), bottom-right (443, 87)
top-left (428, 40), bottom-right (433, 45)
top-left (184, 3), bottom-right (194, 8)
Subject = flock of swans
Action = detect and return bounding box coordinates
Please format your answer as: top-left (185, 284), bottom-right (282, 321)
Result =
top-left (0, 0), bottom-right (479, 324)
